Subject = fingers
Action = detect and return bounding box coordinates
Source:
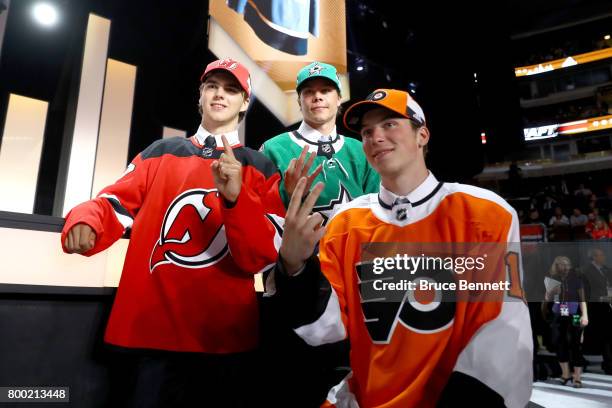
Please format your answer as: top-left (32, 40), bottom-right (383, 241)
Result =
top-left (212, 159), bottom-right (241, 179)
top-left (296, 145), bottom-right (309, 168)
top-left (298, 182), bottom-right (324, 220)
top-left (302, 150), bottom-right (316, 177)
top-left (304, 212), bottom-right (325, 232)
top-left (65, 231), bottom-right (73, 252)
top-left (66, 224), bottom-right (95, 253)
top-left (285, 158), bottom-right (296, 178)
top-left (306, 164), bottom-right (323, 185)
top-left (221, 135), bottom-right (236, 160)
top-left (286, 177), bottom-right (307, 219)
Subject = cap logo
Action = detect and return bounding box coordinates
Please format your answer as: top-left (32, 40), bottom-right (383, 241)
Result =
top-left (217, 58), bottom-right (238, 70)
top-left (308, 63), bottom-right (324, 76)
top-left (368, 90), bottom-right (387, 101)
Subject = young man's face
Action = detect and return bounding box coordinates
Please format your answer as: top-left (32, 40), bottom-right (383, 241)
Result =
top-left (360, 107), bottom-right (429, 177)
top-left (298, 78), bottom-right (340, 127)
top-left (199, 71), bottom-right (248, 128)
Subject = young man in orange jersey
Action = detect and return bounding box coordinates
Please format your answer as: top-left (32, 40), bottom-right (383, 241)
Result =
top-left (267, 89), bottom-right (533, 407)
top-left (62, 59), bottom-right (285, 407)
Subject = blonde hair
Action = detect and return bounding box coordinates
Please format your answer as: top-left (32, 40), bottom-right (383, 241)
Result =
top-left (549, 256), bottom-right (571, 279)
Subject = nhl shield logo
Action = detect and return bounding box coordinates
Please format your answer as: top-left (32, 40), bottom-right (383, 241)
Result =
top-left (202, 147), bottom-right (214, 157)
top-left (395, 208), bottom-right (407, 221)
top-left (322, 144), bottom-right (332, 153)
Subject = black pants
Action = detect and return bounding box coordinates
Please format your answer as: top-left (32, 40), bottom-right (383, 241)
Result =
top-left (585, 303), bottom-right (612, 373)
top-left (551, 315), bottom-right (583, 367)
top-left (106, 348), bottom-right (257, 408)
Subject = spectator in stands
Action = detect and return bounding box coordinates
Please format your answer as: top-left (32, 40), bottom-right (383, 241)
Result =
top-left (589, 217), bottom-right (612, 240)
top-left (544, 256), bottom-right (588, 388)
top-left (542, 195), bottom-right (557, 220)
top-left (574, 183), bottom-right (592, 197)
top-left (529, 208), bottom-right (545, 224)
top-left (582, 249), bottom-right (612, 374)
top-left (570, 208), bottom-right (588, 226)
top-left (586, 211), bottom-right (597, 234)
top-left (549, 207), bottom-right (570, 227)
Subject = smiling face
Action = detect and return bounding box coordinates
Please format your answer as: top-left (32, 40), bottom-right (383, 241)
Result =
top-left (298, 77), bottom-right (341, 128)
top-left (199, 71), bottom-right (249, 131)
top-left (360, 107), bottom-right (429, 180)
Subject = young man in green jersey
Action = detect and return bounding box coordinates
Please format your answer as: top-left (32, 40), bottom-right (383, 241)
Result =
top-left (260, 61), bottom-right (379, 224)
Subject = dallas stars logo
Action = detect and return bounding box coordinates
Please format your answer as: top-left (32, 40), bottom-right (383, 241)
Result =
top-left (308, 63), bottom-right (324, 76)
top-left (313, 183), bottom-right (353, 225)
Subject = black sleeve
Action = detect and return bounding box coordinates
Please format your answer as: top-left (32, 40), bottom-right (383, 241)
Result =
top-left (273, 254), bottom-right (334, 329)
top-left (437, 372), bottom-right (506, 407)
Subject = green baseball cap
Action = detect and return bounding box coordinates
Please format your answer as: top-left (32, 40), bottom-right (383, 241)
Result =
top-left (296, 62), bottom-right (341, 93)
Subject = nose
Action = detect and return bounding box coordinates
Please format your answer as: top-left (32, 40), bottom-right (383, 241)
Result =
top-left (213, 87), bottom-right (227, 98)
top-left (370, 126), bottom-right (386, 143)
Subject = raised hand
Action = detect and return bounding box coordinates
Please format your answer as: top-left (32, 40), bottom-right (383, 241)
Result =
top-left (211, 135), bottom-right (242, 203)
top-left (64, 223), bottom-right (97, 254)
top-left (284, 145), bottom-right (323, 199)
top-left (279, 177), bottom-right (326, 275)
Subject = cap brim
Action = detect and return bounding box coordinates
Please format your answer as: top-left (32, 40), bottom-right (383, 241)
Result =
top-left (297, 76), bottom-right (340, 93)
top-left (343, 100), bottom-right (408, 134)
top-left (200, 68), bottom-right (250, 96)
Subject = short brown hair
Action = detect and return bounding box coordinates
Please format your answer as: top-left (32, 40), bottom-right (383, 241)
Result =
top-left (409, 119), bottom-right (428, 157)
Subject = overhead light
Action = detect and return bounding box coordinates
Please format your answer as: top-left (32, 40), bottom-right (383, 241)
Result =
top-left (32, 3), bottom-right (59, 28)
top-left (356, 65), bottom-right (364, 72)
top-left (605, 34), bottom-right (611, 40)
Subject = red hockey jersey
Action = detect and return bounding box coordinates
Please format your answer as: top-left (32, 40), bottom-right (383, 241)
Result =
top-left (62, 132), bottom-right (285, 353)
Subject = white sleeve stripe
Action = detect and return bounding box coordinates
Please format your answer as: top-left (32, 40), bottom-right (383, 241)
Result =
top-left (325, 371), bottom-right (359, 408)
top-left (294, 287), bottom-right (347, 346)
top-left (99, 193), bottom-right (133, 230)
top-left (453, 301), bottom-right (533, 408)
top-left (115, 212), bottom-right (133, 230)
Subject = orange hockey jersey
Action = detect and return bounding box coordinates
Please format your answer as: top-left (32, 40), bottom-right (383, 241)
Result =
top-left (269, 173), bottom-right (532, 408)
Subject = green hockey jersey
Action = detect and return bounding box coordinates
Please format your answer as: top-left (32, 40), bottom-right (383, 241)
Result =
top-left (260, 124), bottom-right (380, 223)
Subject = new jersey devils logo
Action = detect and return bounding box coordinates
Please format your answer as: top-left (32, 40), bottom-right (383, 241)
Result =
top-left (149, 189), bottom-right (228, 272)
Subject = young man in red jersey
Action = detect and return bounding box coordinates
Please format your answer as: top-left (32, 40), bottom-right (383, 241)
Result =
top-left (62, 58), bottom-right (284, 407)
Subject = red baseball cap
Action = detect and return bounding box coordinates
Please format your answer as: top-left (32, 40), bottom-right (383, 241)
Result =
top-left (200, 58), bottom-right (252, 97)
top-left (343, 89), bottom-right (426, 134)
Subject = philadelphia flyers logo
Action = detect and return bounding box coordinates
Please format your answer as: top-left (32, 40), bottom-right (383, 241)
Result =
top-left (368, 90), bottom-right (387, 101)
top-left (356, 260), bottom-right (456, 344)
top-left (149, 189), bottom-right (228, 273)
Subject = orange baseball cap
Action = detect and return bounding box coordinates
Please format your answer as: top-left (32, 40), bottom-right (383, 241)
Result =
top-left (200, 58), bottom-right (252, 97)
top-left (343, 89), bottom-right (426, 133)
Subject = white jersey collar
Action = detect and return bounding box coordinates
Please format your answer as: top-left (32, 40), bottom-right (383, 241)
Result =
top-left (297, 121), bottom-right (338, 143)
top-left (378, 172), bottom-right (441, 209)
top-left (194, 125), bottom-right (240, 147)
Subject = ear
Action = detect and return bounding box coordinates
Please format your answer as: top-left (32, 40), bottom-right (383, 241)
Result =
top-left (417, 126), bottom-right (430, 147)
top-left (240, 96), bottom-right (250, 113)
